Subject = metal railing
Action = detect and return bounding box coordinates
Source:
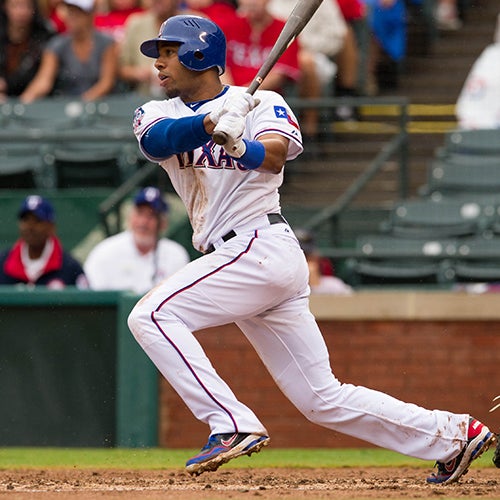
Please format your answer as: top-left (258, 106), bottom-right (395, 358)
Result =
top-left (285, 96), bottom-right (409, 248)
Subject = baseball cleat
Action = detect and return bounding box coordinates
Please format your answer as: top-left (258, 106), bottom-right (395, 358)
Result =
top-left (426, 417), bottom-right (495, 484)
top-left (185, 432), bottom-right (270, 476)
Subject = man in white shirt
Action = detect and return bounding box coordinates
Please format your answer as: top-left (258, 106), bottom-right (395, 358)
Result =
top-left (84, 186), bottom-right (190, 294)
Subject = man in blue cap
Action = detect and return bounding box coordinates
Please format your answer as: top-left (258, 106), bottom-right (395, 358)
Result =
top-left (0, 195), bottom-right (87, 288)
top-left (84, 186), bottom-right (190, 294)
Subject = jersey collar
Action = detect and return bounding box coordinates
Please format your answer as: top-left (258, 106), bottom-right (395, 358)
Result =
top-left (185, 85), bottom-right (230, 112)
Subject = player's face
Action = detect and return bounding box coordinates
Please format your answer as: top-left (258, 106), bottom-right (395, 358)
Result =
top-left (154, 42), bottom-right (200, 101)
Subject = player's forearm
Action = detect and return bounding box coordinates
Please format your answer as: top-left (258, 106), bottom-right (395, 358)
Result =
top-left (141, 115), bottom-right (212, 159)
top-left (253, 135), bottom-right (287, 174)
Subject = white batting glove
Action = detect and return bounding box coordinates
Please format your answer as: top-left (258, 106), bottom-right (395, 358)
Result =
top-left (214, 111), bottom-right (247, 157)
top-left (209, 93), bottom-right (260, 125)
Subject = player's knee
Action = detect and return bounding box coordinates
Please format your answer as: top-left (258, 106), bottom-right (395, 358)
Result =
top-left (127, 300), bottom-right (152, 346)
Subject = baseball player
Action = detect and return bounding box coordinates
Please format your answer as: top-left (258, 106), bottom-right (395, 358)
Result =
top-left (128, 14), bottom-right (496, 482)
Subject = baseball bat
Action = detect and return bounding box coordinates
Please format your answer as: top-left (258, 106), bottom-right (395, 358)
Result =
top-left (212, 0), bottom-right (324, 146)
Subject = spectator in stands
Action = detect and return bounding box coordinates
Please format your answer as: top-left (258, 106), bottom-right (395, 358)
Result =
top-left (455, 12), bottom-right (500, 130)
top-left (183, 0), bottom-right (238, 34)
top-left (19, 0), bottom-right (118, 103)
top-left (0, 0), bottom-right (55, 100)
top-left (361, 0), bottom-right (406, 92)
top-left (295, 227), bottom-right (353, 295)
top-left (435, 0), bottom-right (461, 31)
top-left (223, 0), bottom-right (330, 134)
top-left (84, 187), bottom-right (190, 294)
top-left (224, 0), bottom-right (300, 93)
top-left (93, 0), bottom-right (143, 43)
top-left (336, 0), bottom-right (374, 95)
top-left (118, 0), bottom-right (187, 96)
top-left (0, 195), bottom-right (88, 288)
top-left (38, 0), bottom-right (67, 32)
top-left (269, 0), bottom-right (362, 122)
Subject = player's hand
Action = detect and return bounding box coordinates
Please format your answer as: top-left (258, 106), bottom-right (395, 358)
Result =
top-left (214, 112), bottom-right (247, 158)
top-left (209, 93), bottom-right (260, 125)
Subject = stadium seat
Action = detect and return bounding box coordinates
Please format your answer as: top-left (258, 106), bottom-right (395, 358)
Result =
top-left (6, 97), bottom-right (92, 130)
top-left (439, 128), bottom-right (500, 157)
top-left (453, 235), bottom-right (500, 282)
top-left (381, 198), bottom-right (491, 238)
top-left (419, 155), bottom-right (500, 197)
top-left (0, 143), bottom-right (44, 189)
top-left (93, 93), bottom-right (146, 130)
top-left (345, 234), bottom-right (457, 285)
top-left (42, 143), bottom-right (139, 189)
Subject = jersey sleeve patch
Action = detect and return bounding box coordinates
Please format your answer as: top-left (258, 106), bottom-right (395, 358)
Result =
top-left (133, 107), bottom-right (145, 134)
top-left (274, 105), bottom-right (299, 129)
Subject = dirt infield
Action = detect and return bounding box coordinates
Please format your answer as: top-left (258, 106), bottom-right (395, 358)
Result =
top-left (1, 467), bottom-right (499, 499)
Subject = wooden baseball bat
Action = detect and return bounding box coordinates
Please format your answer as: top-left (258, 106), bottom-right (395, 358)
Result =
top-left (212, 0), bottom-right (324, 146)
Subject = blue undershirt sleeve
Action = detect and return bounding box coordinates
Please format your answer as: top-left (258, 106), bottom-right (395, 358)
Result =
top-left (140, 114), bottom-right (211, 159)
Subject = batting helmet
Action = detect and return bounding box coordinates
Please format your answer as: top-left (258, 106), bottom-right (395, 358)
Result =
top-left (140, 15), bottom-right (226, 75)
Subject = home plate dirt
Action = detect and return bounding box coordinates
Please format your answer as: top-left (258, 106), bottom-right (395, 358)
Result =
top-left (0, 467), bottom-right (499, 499)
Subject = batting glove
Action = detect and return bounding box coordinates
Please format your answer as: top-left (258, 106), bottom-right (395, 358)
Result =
top-left (209, 93), bottom-right (260, 125)
top-left (214, 112), bottom-right (247, 157)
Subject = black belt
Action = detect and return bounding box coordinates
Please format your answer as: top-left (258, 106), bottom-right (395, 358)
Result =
top-left (206, 213), bottom-right (287, 254)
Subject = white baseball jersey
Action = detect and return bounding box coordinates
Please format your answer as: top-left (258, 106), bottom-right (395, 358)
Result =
top-left (128, 84), bottom-right (470, 466)
top-left (84, 230), bottom-right (190, 294)
top-left (133, 86), bottom-right (302, 253)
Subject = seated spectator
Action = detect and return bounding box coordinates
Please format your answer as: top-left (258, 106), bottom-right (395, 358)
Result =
top-left (223, 0), bottom-right (331, 134)
top-left (435, 0), bottom-right (461, 31)
top-left (38, 0), bottom-right (67, 32)
top-left (455, 13), bottom-right (500, 130)
top-left (336, 0), bottom-right (372, 95)
top-left (361, 0), bottom-right (407, 92)
top-left (183, 0), bottom-right (238, 34)
top-left (19, 0), bottom-right (118, 103)
top-left (269, 0), bottom-right (361, 122)
top-left (0, 195), bottom-right (88, 288)
top-left (118, 0), bottom-right (187, 96)
top-left (94, 0), bottom-right (144, 43)
top-left (295, 227), bottom-right (353, 295)
top-left (224, 0), bottom-right (301, 94)
top-left (273, 0), bottom-right (347, 92)
top-left (84, 187), bottom-right (190, 294)
top-left (0, 0), bottom-right (55, 100)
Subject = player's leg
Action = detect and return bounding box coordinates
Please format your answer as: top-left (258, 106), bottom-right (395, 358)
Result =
top-left (127, 227), bottom-right (303, 474)
top-left (127, 252), bottom-right (269, 436)
top-left (237, 296), bottom-right (494, 482)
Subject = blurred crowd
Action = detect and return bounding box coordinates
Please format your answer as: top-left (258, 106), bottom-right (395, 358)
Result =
top-left (0, 0), bottom-right (475, 123)
top-left (0, 0), bottom-right (494, 293)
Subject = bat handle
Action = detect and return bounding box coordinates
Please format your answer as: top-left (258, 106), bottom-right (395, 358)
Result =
top-left (212, 130), bottom-right (228, 145)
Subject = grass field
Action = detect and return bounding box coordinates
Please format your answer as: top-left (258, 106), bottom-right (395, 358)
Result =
top-left (0, 448), bottom-right (498, 499)
top-left (0, 447), bottom-right (496, 469)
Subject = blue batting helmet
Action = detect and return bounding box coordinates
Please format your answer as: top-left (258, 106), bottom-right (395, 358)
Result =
top-left (140, 15), bottom-right (226, 75)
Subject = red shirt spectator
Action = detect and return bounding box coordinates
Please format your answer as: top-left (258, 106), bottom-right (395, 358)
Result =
top-left (337, 0), bottom-right (365, 21)
top-left (225, 9), bottom-right (300, 90)
top-left (184, 0), bottom-right (239, 35)
top-left (94, 0), bottom-right (143, 42)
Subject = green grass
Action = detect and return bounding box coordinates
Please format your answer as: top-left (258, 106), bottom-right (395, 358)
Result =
top-left (0, 447), bottom-right (495, 470)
